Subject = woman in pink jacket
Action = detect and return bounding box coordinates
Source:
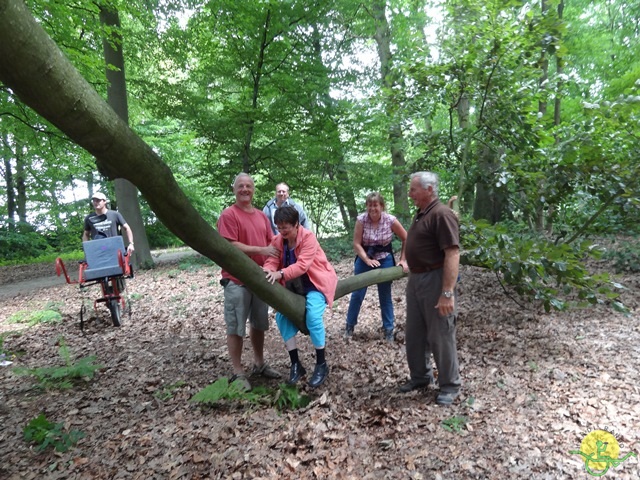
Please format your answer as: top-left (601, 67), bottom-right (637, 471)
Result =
top-left (263, 206), bottom-right (338, 388)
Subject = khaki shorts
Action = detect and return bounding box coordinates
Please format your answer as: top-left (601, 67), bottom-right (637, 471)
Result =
top-left (223, 281), bottom-right (269, 336)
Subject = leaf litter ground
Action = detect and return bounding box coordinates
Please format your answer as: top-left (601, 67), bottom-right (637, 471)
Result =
top-left (0, 256), bottom-right (639, 479)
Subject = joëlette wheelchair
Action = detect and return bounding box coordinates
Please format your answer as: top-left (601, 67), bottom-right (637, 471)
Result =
top-left (56, 236), bottom-right (133, 328)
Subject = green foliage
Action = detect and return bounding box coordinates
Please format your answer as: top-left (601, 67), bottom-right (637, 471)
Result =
top-left (144, 219), bottom-right (183, 250)
top-left (319, 235), bottom-right (354, 263)
top-left (13, 338), bottom-right (102, 389)
top-left (190, 378), bottom-right (269, 406)
top-left (153, 380), bottom-right (186, 401)
top-left (177, 255), bottom-right (216, 272)
top-left (23, 413), bottom-right (85, 453)
top-left (461, 220), bottom-right (627, 313)
top-left (0, 227), bottom-right (53, 263)
top-left (273, 383), bottom-right (311, 411)
top-left (190, 378), bottom-right (310, 411)
top-left (603, 240), bottom-right (640, 273)
top-left (8, 309), bottom-right (62, 326)
top-left (441, 415), bottom-right (468, 434)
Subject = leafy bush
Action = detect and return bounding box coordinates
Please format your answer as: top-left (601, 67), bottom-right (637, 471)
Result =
top-left (190, 378), bottom-right (270, 406)
top-left (190, 379), bottom-right (310, 411)
top-left (441, 415), bottom-right (468, 434)
top-left (13, 338), bottom-right (102, 389)
top-left (178, 255), bottom-right (215, 271)
top-left (603, 240), bottom-right (640, 273)
top-left (461, 220), bottom-right (627, 313)
top-left (8, 309), bottom-right (62, 326)
top-left (274, 383), bottom-right (311, 411)
top-left (144, 221), bottom-right (183, 249)
top-left (23, 413), bottom-right (85, 452)
top-left (153, 380), bottom-right (186, 401)
top-left (0, 227), bottom-right (53, 263)
top-left (319, 235), bottom-right (354, 262)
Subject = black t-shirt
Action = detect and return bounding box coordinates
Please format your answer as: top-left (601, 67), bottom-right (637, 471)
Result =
top-left (84, 210), bottom-right (127, 239)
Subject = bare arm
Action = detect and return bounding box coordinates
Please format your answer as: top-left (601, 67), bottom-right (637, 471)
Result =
top-left (391, 219), bottom-right (409, 272)
top-left (82, 230), bottom-right (90, 242)
top-left (121, 223), bottom-right (135, 252)
top-left (435, 246), bottom-right (460, 316)
top-left (353, 220), bottom-right (380, 267)
top-left (229, 241), bottom-right (279, 258)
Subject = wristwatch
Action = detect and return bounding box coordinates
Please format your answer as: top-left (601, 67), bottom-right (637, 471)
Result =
top-left (441, 290), bottom-right (453, 298)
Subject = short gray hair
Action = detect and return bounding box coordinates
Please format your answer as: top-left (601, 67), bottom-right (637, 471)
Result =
top-left (232, 172), bottom-right (253, 188)
top-left (411, 171), bottom-right (439, 196)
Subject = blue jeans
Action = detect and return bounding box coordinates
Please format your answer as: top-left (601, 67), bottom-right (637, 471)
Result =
top-left (346, 254), bottom-right (395, 331)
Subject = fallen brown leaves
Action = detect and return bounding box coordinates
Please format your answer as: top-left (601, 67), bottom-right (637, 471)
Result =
top-left (0, 257), bottom-right (639, 479)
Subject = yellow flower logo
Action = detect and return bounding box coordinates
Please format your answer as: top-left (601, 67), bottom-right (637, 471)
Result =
top-left (569, 429), bottom-right (637, 477)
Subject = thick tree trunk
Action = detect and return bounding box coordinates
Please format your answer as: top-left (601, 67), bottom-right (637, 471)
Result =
top-left (0, 0), bottom-right (403, 332)
top-left (473, 145), bottom-right (506, 224)
top-left (371, 0), bottom-right (410, 221)
top-left (100, 7), bottom-right (153, 269)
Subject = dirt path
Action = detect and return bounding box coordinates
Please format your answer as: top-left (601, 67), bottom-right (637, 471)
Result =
top-left (0, 248), bottom-right (198, 301)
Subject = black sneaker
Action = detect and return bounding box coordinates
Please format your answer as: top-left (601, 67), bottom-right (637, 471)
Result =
top-left (398, 379), bottom-right (431, 393)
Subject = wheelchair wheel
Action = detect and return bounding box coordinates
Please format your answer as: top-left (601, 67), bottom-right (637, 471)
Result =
top-left (108, 299), bottom-right (122, 327)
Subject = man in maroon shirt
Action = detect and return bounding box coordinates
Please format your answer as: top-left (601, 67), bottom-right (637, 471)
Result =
top-left (400, 171), bottom-right (461, 406)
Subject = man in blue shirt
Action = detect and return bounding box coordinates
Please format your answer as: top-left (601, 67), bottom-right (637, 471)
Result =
top-left (263, 182), bottom-right (309, 234)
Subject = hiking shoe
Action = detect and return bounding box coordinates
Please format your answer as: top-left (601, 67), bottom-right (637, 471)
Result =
top-left (251, 362), bottom-right (282, 379)
top-left (384, 329), bottom-right (394, 342)
top-left (229, 374), bottom-right (251, 392)
top-left (308, 362), bottom-right (329, 388)
top-left (436, 391), bottom-right (459, 406)
top-left (344, 324), bottom-right (355, 339)
top-left (287, 362), bottom-right (307, 385)
top-left (398, 379), bottom-right (431, 393)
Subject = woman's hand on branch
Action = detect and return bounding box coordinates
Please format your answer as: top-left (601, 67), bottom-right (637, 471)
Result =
top-left (263, 268), bottom-right (281, 284)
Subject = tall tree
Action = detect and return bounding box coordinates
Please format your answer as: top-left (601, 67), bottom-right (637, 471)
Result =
top-left (100, 4), bottom-right (153, 268)
top-left (369, 0), bottom-right (410, 220)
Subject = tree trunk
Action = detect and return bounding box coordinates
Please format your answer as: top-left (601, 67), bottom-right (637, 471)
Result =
top-left (473, 145), bottom-right (506, 223)
top-left (455, 92), bottom-right (471, 214)
top-left (310, 25), bottom-right (358, 231)
top-left (371, 0), bottom-right (410, 221)
top-left (554, 0), bottom-right (564, 128)
top-left (100, 6), bottom-right (153, 269)
top-left (15, 144), bottom-right (27, 224)
top-left (2, 134), bottom-right (16, 229)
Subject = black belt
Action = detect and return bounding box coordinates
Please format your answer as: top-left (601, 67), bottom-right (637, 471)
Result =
top-left (409, 263), bottom-right (443, 274)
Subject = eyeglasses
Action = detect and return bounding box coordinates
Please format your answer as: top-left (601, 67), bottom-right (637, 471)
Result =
top-left (276, 224), bottom-right (295, 232)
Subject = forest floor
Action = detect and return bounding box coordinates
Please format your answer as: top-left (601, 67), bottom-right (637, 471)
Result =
top-left (0, 253), bottom-right (639, 479)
